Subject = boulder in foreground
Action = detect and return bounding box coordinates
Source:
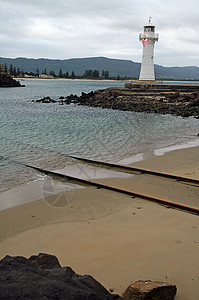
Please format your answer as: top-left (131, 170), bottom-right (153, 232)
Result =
top-left (123, 279), bottom-right (177, 300)
top-left (0, 253), bottom-right (122, 299)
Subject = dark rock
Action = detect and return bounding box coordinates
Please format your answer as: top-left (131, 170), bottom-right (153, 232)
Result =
top-left (166, 91), bottom-right (180, 100)
top-left (69, 94), bottom-right (78, 99)
top-left (192, 92), bottom-right (199, 98)
top-left (0, 73), bottom-right (23, 87)
top-left (81, 92), bottom-right (88, 98)
top-left (189, 98), bottom-right (199, 107)
top-left (181, 111), bottom-right (190, 118)
top-left (0, 254), bottom-right (123, 300)
top-left (125, 83), bottom-right (133, 89)
top-left (183, 93), bottom-right (195, 100)
top-left (29, 253), bottom-right (61, 269)
top-left (31, 85), bottom-right (199, 118)
top-left (35, 96), bottom-right (57, 103)
top-left (123, 280), bottom-right (177, 300)
top-left (64, 94), bottom-right (79, 103)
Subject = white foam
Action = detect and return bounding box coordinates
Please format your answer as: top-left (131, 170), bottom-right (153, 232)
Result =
top-left (154, 139), bottom-right (199, 156)
top-left (117, 153), bottom-right (144, 165)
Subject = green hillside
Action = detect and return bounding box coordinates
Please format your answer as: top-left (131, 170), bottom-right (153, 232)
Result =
top-left (0, 56), bottom-right (199, 79)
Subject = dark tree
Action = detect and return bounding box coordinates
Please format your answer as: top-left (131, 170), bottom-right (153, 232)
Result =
top-left (36, 68), bottom-right (40, 77)
top-left (92, 70), bottom-right (99, 79)
top-left (84, 69), bottom-right (93, 79)
top-left (4, 63), bottom-right (8, 73)
top-left (13, 66), bottom-right (17, 77)
top-left (42, 69), bottom-right (48, 75)
top-left (59, 69), bottom-right (63, 78)
top-left (49, 70), bottom-right (56, 77)
top-left (104, 71), bottom-right (109, 79)
top-left (9, 64), bottom-right (14, 75)
top-left (17, 67), bottom-right (21, 76)
top-left (71, 71), bottom-right (75, 78)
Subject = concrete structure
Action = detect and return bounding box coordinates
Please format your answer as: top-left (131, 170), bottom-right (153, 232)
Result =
top-left (139, 18), bottom-right (159, 81)
top-left (39, 74), bottom-right (55, 79)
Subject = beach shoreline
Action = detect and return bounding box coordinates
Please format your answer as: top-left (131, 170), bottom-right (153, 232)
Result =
top-left (0, 145), bottom-right (199, 299)
top-left (1, 139), bottom-right (199, 211)
top-left (15, 77), bottom-right (128, 82)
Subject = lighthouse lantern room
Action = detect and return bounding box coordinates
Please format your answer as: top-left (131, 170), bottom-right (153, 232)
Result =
top-left (139, 17), bottom-right (159, 81)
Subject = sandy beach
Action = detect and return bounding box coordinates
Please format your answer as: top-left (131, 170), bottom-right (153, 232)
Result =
top-left (0, 146), bottom-right (198, 299)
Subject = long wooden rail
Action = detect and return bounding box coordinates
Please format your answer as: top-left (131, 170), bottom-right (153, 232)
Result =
top-left (24, 163), bottom-right (199, 216)
top-left (1, 155), bottom-right (198, 215)
top-left (68, 155), bottom-right (199, 186)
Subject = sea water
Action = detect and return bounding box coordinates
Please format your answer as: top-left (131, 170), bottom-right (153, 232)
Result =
top-left (0, 79), bottom-right (199, 194)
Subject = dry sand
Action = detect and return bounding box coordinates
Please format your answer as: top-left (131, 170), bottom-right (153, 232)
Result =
top-left (0, 146), bottom-right (198, 299)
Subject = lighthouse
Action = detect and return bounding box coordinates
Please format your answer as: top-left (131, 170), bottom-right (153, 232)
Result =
top-left (139, 18), bottom-right (159, 81)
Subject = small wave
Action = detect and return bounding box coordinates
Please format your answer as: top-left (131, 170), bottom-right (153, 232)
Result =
top-left (154, 139), bottom-right (199, 156)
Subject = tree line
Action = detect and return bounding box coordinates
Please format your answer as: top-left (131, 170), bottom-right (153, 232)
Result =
top-left (0, 63), bottom-right (125, 80)
top-left (0, 63), bottom-right (23, 77)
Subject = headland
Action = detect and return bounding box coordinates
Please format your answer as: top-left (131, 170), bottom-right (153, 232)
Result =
top-left (0, 73), bottom-right (24, 87)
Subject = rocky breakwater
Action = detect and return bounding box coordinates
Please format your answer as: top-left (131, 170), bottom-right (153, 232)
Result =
top-left (0, 73), bottom-right (23, 87)
top-left (74, 86), bottom-right (199, 119)
top-left (32, 83), bottom-right (199, 119)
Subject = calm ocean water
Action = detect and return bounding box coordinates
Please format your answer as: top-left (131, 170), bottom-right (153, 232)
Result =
top-left (0, 79), bottom-right (199, 194)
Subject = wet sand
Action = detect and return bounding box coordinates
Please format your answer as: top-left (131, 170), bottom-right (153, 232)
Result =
top-left (0, 146), bottom-right (199, 299)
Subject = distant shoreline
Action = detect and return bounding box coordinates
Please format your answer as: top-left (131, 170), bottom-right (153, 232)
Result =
top-left (15, 77), bottom-right (199, 84)
top-left (14, 77), bottom-right (129, 82)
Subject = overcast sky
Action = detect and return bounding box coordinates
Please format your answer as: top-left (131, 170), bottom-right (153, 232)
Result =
top-left (1, 0), bottom-right (199, 67)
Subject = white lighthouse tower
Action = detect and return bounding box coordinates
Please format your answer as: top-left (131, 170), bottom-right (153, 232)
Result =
top-left (139, 18), bottom-right (159, 81)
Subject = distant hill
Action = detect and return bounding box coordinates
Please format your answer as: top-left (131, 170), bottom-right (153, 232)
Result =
top-left (0, 56), bottom-right (199, 80)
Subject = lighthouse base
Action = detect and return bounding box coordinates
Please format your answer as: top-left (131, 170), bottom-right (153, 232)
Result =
top-left (138, 80), bottom-right (157, 84)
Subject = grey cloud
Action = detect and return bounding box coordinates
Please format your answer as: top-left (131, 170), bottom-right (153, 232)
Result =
top-left (0, 0), bottom-right (199, 66)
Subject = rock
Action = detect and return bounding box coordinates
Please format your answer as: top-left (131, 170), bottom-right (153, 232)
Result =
top-left (0, 73), bottom-right (23, 87)
top-left (125, 83), bottom-right (133, 89)
top-left (0, 254), bottom-right (123, 300)
top-left (123, 280), bottom-right (177, 300)
top-left (189, 98), bottom-right (199, 107)
top-left (166, 91), bottom-right (180, 100)
top-left (184, 93), bottom-right (195, 100)
top-left (63, 99), bottom-right (72, 104)
top-left (35, 96), bottom-right (57, 103)
top-left (81, 91), bottom-right (88, 98)
top-left (29, 253), bottom-right (61, 269)
top-left (31, 85), bottom-right (199, 118)
top-left (68, 94), bottom-right (78, 100)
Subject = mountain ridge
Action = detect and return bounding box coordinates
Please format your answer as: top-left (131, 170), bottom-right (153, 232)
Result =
top-left (0, 56), bottom-right (199, 79)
